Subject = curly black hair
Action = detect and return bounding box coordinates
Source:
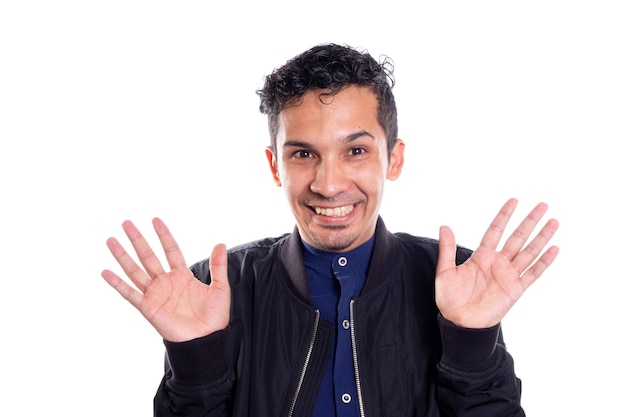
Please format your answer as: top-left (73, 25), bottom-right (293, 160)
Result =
top-left (257, 43), bottom-right (398, 158)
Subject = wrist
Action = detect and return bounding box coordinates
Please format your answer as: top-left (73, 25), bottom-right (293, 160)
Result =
top-left (164, 327), bottom-right (230, 386)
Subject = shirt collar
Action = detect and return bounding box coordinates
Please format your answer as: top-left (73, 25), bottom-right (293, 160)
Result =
top-left (301, 235), bottom-right (375, 273)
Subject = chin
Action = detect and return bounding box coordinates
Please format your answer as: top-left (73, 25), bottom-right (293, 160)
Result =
top-left (308, 229), bottom-right (360, 253)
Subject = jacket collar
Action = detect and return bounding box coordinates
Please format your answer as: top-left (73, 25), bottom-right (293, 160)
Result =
top-left (279, 217), bottom-right (396, 303)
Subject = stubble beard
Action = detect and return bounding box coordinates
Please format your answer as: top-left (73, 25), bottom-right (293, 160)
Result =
top-left (306, 224), bottom-right (359, 253)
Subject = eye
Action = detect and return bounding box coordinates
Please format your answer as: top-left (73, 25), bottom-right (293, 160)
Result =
top-left (348, 147), bottom-right (366, 156)
top-left (290, 149), bottom-right (314, 159)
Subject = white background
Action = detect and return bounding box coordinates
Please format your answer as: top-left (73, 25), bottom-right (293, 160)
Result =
top-left (1, 1), bottom-right (624, 415)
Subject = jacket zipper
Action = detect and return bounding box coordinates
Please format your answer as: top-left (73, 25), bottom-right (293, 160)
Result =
top-left (287, 309), bottom-right (320, 417)
top-left (350, 299), bottom-right (366, 417)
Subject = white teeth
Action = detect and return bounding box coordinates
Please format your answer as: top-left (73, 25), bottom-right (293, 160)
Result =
top-left (314, 205), bottom-right (354, 217)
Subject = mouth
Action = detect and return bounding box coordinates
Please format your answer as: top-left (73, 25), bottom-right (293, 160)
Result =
top-left (313, 204), bottom-right (355, 217)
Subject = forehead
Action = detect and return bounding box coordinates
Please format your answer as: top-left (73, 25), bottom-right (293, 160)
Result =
top-left (276, 85), bottom-right (383, 147)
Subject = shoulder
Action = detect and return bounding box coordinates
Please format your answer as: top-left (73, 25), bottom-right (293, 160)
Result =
top-left (227, 233), bottom-right (290, 257)
top-left (392, 231), bottom-right (473, 266)
top-left (190, 233), bottom-right (291, 283)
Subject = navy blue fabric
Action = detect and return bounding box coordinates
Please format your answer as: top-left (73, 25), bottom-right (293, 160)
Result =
top-left (302, 237), bottom-right (374, 417)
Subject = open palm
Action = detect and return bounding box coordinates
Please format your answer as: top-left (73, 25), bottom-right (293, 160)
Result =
top-left (102, 218), bottom-right (231, 342)
top-left (435, 199), bottom-right (560, 329)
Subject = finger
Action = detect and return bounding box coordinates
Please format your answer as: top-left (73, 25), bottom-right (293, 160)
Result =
top-left (436, 225), bottom-right (457, 275)
top-left (152, 217), bottom-right (188, 271)
top-left (512, 217), bottom-right (560, 273)
top-left (500, 202), bottom-right (549, 259)
top-left (520, 245), bottom-right (560, 290)
top-left (209, 243), bottom-right (229, 289)
top-left (105, 236), bottom-right (151, 292)
top-left (479, 198), bottom-right (519, 251)
top-left (122, 220), bottom-right (167, 278)
top-left (101, 268), bottom-right (144, 310)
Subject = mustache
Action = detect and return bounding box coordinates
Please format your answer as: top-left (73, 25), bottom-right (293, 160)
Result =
top-left (300, 193), bottom-right (363, 207)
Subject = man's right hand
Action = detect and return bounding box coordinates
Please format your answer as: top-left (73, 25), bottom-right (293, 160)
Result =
top-left (101, 218), bottom-right (231, 342)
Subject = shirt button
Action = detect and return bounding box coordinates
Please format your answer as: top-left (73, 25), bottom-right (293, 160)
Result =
top-left (342, 319), bottom-right (350, 329)
top-left (341, 393), bottom-right (352, 403)
top-left (338, 257), bottom-right (348, 267)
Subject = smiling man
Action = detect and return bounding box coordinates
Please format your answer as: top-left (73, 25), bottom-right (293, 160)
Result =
top-left (267, 85), bottom-right (404, 253)
top-left (102, 43), bottom-right (560, 417)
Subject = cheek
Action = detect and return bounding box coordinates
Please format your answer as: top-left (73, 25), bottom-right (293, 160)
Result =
top-left (354, 164), bottom-right (386, 187)
top-left (281, 172), bottom-right (305, 198)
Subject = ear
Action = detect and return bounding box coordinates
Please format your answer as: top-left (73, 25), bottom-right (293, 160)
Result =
top-left (387, 139), bottom-right (405, 181)
top-left (265, 147), bottom-right (282, 187)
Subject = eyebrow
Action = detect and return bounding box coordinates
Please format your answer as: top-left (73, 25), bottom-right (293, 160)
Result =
top-left (282, 130), bottom-right (376, 149)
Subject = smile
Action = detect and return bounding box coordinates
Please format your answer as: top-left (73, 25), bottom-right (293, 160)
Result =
top-left (314, 204), bottom-right (355, 217)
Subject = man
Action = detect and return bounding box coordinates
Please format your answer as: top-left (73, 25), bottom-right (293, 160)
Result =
top-left (102, 43), bottom-right (559, 416)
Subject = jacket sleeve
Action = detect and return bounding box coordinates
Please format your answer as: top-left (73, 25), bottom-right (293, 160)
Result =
top-left (436, 315), bottom-right (525, 417)
top-left (153, 328), bottom-right (235, 417)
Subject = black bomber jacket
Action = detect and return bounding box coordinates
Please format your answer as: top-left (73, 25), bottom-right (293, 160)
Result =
top-left (154, 217), bottom-right (525, 417)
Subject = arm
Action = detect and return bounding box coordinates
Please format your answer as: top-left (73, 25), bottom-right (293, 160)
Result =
top-left (102, 218), bottom-right (234, 415)
top-left (154, 330), bottom-right (235, 417)
top-left (436, 316), bottom-right (524, 416)
top-left (434, 198), bottom-right (559, 415)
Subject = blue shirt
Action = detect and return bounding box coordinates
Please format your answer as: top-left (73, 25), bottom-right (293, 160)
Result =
top-left (302, 236), bottom-right (374, 417)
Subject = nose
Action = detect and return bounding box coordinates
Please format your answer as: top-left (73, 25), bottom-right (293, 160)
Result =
top-left (309, 159), bottom-right (348, 198)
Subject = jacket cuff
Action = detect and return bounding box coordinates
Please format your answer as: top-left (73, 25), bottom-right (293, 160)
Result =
top-left (438, 315), bottom-right (500, 372)
top-left (164, 328), bottom-right (230, 387)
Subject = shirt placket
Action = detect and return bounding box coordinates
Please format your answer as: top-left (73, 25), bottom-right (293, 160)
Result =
top-left (333, 255), bottom-right (359, 417)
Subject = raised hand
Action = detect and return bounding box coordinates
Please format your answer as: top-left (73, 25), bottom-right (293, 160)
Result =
top-left (101, 218), bottom-right (231, 342)
top-left (435, 198), bottom-right (560, 329)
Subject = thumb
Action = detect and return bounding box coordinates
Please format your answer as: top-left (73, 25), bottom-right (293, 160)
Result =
top-left (436, 225), bottom-right (457, 275)
top-left (209, 243), bottom-right (230, 289)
